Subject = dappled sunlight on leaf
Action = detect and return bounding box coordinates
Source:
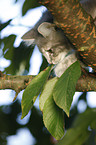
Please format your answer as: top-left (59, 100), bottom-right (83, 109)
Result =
top-left (53, 61), bottom-right (81, 116)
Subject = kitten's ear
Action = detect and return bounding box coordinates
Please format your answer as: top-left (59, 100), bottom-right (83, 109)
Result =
top-left (21, 28), bottom-right (38, 41)
top-left (38, 22), bottom-right (55, 38)
top-left (21, 29), bottom-right (37, 45)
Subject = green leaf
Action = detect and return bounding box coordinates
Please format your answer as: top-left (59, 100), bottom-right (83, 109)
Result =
top-left (53, 61), bottom-right (81, 116)
top-left (0, 19), bottom-right (12, 31)
top-left (58, 128), bottom-right (90, 145)
top-left (3, 41), bottom-right (34, 75)
top-left (39, 77), bottom-right (58, 111)
top-left (40, 56), bottom-right (48, 72)
top-left (58, 109), bottom-right (96, 145)
top-left (43, 95), bottom-right (64, 140)
top-left (22, 0), bottom-right (41, 16)
top-left (3, 34), bottom-right (16, 55)
top-left (40, 77), bottom-right (64, 139)
top-left (21, 66), bottom-right (52, 119)
top-left (90, 119), bottom-right (96, 130)
top-left (72, 109), bottom-right (96, 129)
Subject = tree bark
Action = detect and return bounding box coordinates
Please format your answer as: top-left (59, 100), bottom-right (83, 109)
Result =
top-left (0, 72), bottom-right (96, 93)
top-left (0, 0), bottom-right (96, 95)
top-left (39, 0), bottom-right (96, 71)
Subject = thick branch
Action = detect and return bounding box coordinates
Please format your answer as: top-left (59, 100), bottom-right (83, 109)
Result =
top-left (0, 72), bottom-right (35, 94)
top-left (76, 74), bottom-right (96, 91)
top-left (0, 72), bottom-right (96, 92)
top-left (39, 0), bottom-right (96, 71)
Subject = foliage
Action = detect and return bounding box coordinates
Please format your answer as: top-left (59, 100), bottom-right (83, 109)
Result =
top-left (53, 61), bottom-right (81, 116)
top-left (1, 35), bottom-right (34, 74)
top-left (58, 109), bottom-right (96, 145)
top-left (0, 102), bottom-right (52, 145)
top-left (40, 77), bottom-right (64, 140)
top-left (0, 19), bottom-right (12, 31)
top-left (22, 0), bottom-right (41, 15)
top-left (21, 61), bottom-right (81, 139)
top-left (0, 0), bottom-right (96, 144)
top-left (21, 65), bottom-right (52, 118)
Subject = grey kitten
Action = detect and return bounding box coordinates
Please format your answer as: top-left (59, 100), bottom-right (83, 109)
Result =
top-left (22, 0), bottom-right (96, 77)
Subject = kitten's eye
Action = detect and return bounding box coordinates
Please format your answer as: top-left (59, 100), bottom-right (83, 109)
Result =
top-left (47, 49), bottom-right (53, 53)
top-left (54, 26), bottom-right (62, 32)
top-left (54, 26), bottom-right (58, 31)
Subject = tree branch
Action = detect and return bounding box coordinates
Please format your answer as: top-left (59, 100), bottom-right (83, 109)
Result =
top-left (0, 71), bottom-right (96, 93)
top-left (39, 0), bottom-right (96, 71)
top-left (76, 73), bottom-right (96, 91)
top-left (0, 71), bottom-right (35, 94)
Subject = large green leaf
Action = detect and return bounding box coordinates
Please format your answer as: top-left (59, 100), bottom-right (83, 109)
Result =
top-left (43, 95), bottom-right (64, 140)
top-left (53, 61), bottom-right (81, 116)
top-left (40, 77), bottom-right (64, 139)
top-left (21, 66), bottom-right (52, 119)
top-left (39, 77), bottom-right (58, 111)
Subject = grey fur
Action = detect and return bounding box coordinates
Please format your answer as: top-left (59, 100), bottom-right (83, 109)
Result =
top-left (22, 0), bottom-right (96, 76)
